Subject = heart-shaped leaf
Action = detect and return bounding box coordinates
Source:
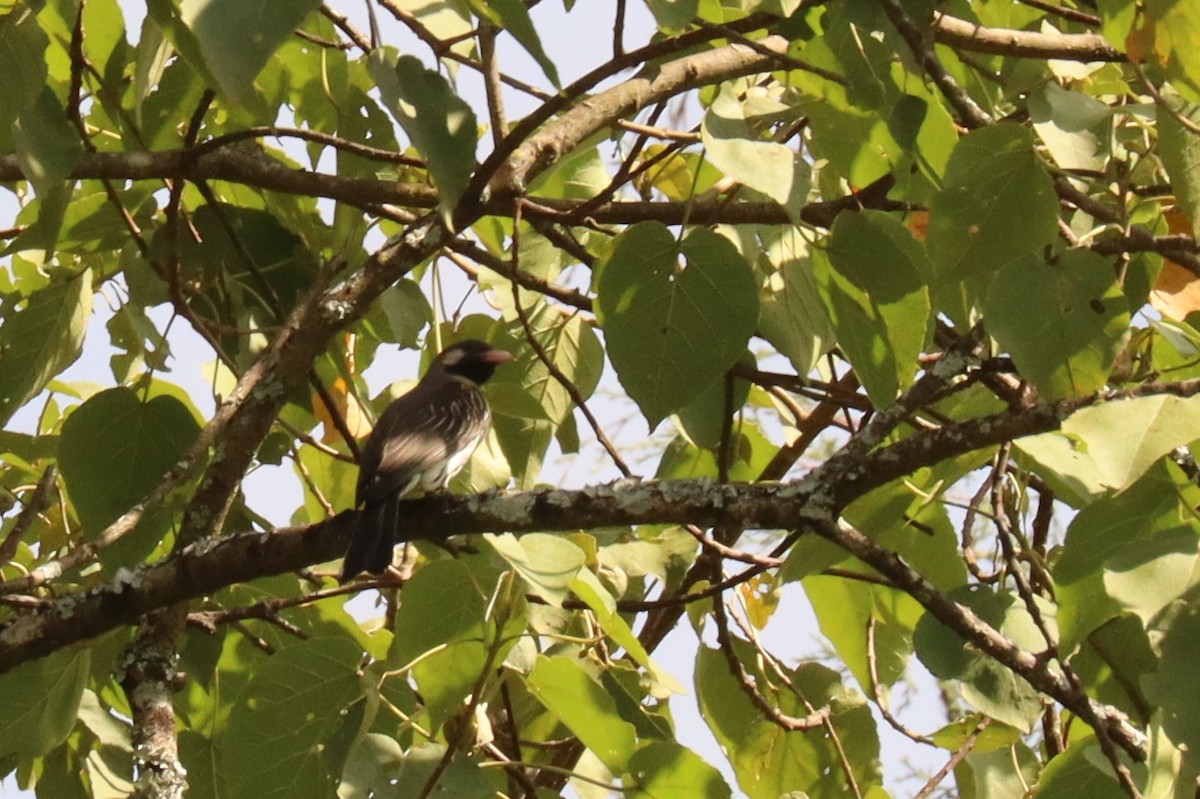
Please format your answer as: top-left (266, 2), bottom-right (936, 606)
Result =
top-left (596, 223), bottom-right (759, 428)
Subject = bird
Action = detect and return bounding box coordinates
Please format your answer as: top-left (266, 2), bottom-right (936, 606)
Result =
top-left (339, 338), bottom-right (514, 582)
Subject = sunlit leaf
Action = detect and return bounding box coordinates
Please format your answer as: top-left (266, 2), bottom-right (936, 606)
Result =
top-left (486, 532), bottom-right (586, 607)
top-left (628, 741), bottom-right (731, 799)
top-left (371, 54), bottom-right (477, 227)
top-left (703, 86), bottom-right (810, 219)
top-left (1017, 393), bottom-right (1200, 501)
top-left (176, 0), bottom-right (323, 101)
top-left (0, 269), bottom-right (91, 426)
top-left (526, 655), bottom-right (639, 772)
top-left (0, 646), bottom-right (89, 758)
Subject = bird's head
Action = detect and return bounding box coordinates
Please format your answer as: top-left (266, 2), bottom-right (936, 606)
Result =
top-left (434, 339), bottom-right (515, 385)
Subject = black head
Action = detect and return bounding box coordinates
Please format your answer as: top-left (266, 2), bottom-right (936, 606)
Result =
top-left (433, 339), bottom-right (515, 385)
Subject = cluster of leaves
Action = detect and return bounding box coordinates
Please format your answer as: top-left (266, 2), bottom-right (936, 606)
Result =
top-left (3, 0), bottom-right (1200, 798)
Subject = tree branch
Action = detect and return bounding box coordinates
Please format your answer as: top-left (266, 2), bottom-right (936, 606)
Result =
top-left (933, 13), bottom-right (1124, 63)
top-left (0, 149), bottom-right (910, 229)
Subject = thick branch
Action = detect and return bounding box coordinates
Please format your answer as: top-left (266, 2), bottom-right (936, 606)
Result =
top-left (0, 149), bottom-right (907, 229)
top-left (486, 35), bottom-right (791, 199)
top-left (933, 13), bottom-right (1124, 62)
top-left (0, 481), bottom-right (820, 671)
top-left (6, 369), bottom-right (1200, 674)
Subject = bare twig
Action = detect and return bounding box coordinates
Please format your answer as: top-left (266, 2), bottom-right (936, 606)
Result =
top-left (881, 0), bottom-right (992, 129)
top-left (0, 467), bottom-right (58, 565)
top-left (510, 202), bottom-right (631, 477)
top-left (711, 591), bottom-right (830, 731)
top-left (934, 13), bottom-right (1123, 63)
top-left (912, 717), bottom-right (991, 799)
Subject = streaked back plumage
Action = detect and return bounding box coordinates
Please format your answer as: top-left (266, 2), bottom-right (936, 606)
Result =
top-left (339, 339), bottom-right (512, 581)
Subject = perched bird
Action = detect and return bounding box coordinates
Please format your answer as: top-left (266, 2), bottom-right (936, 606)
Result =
top-left (340, 339), bottom-right (514, 581)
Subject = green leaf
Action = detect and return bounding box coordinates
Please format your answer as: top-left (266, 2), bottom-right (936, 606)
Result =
top-left (222, 635), bottom-right (363, 799)
top-left (1035, 738), bottom-right (1137, 799)
top-left (1055, 575), bottom-right (1123, 656)
top-left (696, 648), bottom-right (882, 799)
top-left (133, 14), bottom-right (172, 129)
top-left (656, 423), bottom-right (775, 481)
top-left (803, 575), bottom-right (922, 692)
top-left (1055, 461), bottom-right (1200, 639)
top-left (11, 87), bottom-right (83, 191)
top-left (1143, 595), bottom-right (1200, 755)
top-left (1056, 460), bottom-right (1198, 585)
top-left (0, 6), bottom-right (48, 138)
top-left (571, 568), bottom-right (685, 696)
top-left (955, 744), bottom-right (1041, 799)
top-left (913, 588), bottom-right (1046, 732)
top-left (371, 54), bottom-right (477, 227)
top-left (338, 733), bottom-right (403, 799)
top-left (77, 690), bottom-right (132, 751)
top-left (596, 223), bottom-right (759, 427)
top-left (491, 306), bottom-right (603, 425)
top-left (465, 0), bottom-right (559, 88)
top-left (1072, 615), bottom-right (1157, 720)
top-left (37, 743), bottom-right (91, 799)
top-left (927, 124), bottom-right (1058, 284)
top-left (376, 278), bottom-right (432, 349)
top-left (491, 412), bottom-right (553, 489)
top-left (1159, 93), bottom-right (1200, 237)
top-left (703, 86), bottom-right (810, 219)
top-left (390, 559), bottom-right (485, 664)
top-left (598, 527), bottom-right (697, 589)
top-left (644, 0), bottom-right (698, 30)
top-left (1145, 0), bottom-right (1200, 104)
top-left (1029, 81), bottom-right (1111, 172)
top-left (0, 270), bottom-right (91, 426)
top-left (674, 364), bottom-right (751, 451)
top-left (391, 743), bottom-right (494, 798)
top-left (758, 248), bottom-right (834, 378)
top-left (411, 641), bottom-right (489, 732)
top-left (1017, 393), bottom-right (1200, 501)
top-left (58, 387), bottom-right (201, 543)
top-left (843, 473), bottom-right (970, 591)
top-left (176, 0), bottom-right (322, 100)
top-left (981, 250), bottom-right (1129, 399)
top-left (814, 210), bottom-right (931, 407)
top-left (526, 655), bottom-right (638, 772)
top-left (486, 532), bottom-right (586, 607)
top-left (0, 646), bottom-right (89, 758)
top-left (628, 741), bottom-right (731, 799)
top-left (160, 203), bottom-right (320, 361)
top-left (930, 715), bottom-right (1021, 753)
top-left (529, 145), bottom-right (609, 200)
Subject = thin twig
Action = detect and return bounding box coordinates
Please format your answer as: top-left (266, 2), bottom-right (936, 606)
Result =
top-left (711, 590), bottom-right (831, 731)
top-left (0, 467), bottom-right (58, 565)
top-left (881, 0), bottom-right (992, 129)
top-left (510, 202), bottom-right (631, 477)
top-left (479, 26), bottom-right (508, 147)
top-left (866, 616), bottom-right (935, 745)
top-left (912, 717), bottom-right (991, 799)
top-left (190, 125), bottom-right (423, 165)
top-left (443, 239), bottom-right (594, 312)
top-left (1015, 0), bottom-right (1100, 27)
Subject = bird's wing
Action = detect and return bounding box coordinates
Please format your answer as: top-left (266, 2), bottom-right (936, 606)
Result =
top-left (356, 379), bottom-right (489, 506)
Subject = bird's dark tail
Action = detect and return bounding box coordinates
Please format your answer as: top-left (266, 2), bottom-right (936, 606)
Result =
top-left (339, 496), bottom-right (398, 582)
